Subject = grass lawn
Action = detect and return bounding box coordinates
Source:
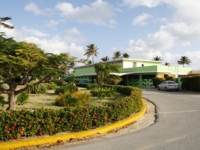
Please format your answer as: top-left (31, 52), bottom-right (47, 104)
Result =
top-left (0, 87), bottom-right (126, 110)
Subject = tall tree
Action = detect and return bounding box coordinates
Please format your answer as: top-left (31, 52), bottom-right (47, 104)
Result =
top-left (0, 36), bottom-right (76, 110)
top-left (152, 56), bottom-right (162, 61)
top-left (113, 51), bottom-right (122, 60)
top-left (84, 44), bottom-right (98, 64)
top-left (101, 56), bottom-right (109, 62)
top-left (94, 62), bottom-right (120, 88)
top-left (178, 56), bottom-right (191, 67)
top-left (123, 53), bottom-right (130, 58)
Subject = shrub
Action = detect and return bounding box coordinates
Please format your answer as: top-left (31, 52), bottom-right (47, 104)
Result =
top-left (181, 76), bottom-right (200, 92)
top-left (165, 76), bottom-right (175, 81)
top-left (45, 82), bottom-right (58, 90)
top-left (87, 83), bottom-right (98, 90)
top-left (0, 85), bottom-right (142, 141)
top-left (52, 79), bottom-right (64, 86)
top-left (152, 77), bottom-right (165, 88)
top-left (16, 91), bottom-right (29, 105)
top-left (0, 95), bottom-right (5, 107)
top-left (90, 87), bottom-right (116, 100)
top-left (55, 91), bottom-right (91, 107)
top-left (29, 84), bottom-right (47, 94)
top-left (54, 83), bottom-right (77, 94)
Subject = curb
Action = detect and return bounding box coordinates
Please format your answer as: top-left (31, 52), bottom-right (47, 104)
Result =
top-left (0, 99), bottom-right (146, 150)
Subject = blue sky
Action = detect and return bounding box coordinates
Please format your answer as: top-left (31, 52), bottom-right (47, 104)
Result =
top-left (1, 0), bottom-right (200, 69)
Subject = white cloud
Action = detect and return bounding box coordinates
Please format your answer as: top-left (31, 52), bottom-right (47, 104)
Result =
top-left (122, 0), bottom-right (162, 8)
top-left (46, 20), bottom-right (59, 27)
top-left (21, 26), bottom-right (49, 37)
top-left (67, 27), bottom-right (80, 35)
top-left (24, 2), bottom-right (46, 15)
top-left (55, 0), bottom-right (117, 27)
top-left (133, 13), bottom-right (151, 26)
top-left (24, 36), bottom-right (85, 57)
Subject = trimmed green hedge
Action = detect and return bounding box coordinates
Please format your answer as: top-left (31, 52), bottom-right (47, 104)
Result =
top-left (181, 76), bottom-right (200, 92)
top-left (0, 85), bottom-right (142, 141)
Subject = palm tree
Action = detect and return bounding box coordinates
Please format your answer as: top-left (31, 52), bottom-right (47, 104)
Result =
top-left (123, 53), bottom-right (130, 58)
top-left (101, 56), bottom-right (109, 62)
top-left (84, 44), bottom-right (98, 64)
top-left (94, 62), bottom-right (120, 88)
top-left (0, 17), bottom-right (14, 29)
top-left (113, 51), bottom-right (122, 60)
top-left (164, 62), bottom-right (170, 66)
top-left (178, 56), bottom-right (191, 67)
top-left (152, 56), bottom-right (162, 61)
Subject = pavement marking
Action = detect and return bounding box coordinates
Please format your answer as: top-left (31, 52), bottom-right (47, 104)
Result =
top-left (158, 110), bottom-right (199, 114)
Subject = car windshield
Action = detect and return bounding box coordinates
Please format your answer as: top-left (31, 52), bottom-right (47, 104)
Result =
top-left (167, 81), bottom-right (177, 84)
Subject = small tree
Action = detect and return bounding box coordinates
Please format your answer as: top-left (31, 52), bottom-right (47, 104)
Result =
top-left (94, 62), bottom-right (120, 88)
top-left (0, 36), bottom-right (76, 110)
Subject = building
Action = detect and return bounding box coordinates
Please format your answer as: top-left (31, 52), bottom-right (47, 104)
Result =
top-left (73, 58), bottom-right (192, 88)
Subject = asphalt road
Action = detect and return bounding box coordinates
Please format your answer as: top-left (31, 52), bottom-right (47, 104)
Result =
top-left (52, 89), bottom-right (200, 150)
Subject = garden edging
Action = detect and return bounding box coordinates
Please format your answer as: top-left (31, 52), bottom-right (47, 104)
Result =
top-left (0, 99), bottom-right (146, 150)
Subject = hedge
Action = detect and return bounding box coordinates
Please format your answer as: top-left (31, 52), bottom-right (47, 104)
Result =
top-left (181, 76), bottom-right (200, 92)
top-left (0, 85), bottom-right (142, 141)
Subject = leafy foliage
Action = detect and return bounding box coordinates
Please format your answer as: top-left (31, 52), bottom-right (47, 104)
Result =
top-left (0, 85), bottom-right (142, 141)
top-left (16, 91), bottom-right (29, 105)
top-left (0, 36), bottom-right (76, 110)
top-left (55, 91), bottom-right (91, 107)
top-left (0, 95), bottom-right (5, 107)
top-left (54, 83), bottom-right (78, 95)
top-left (152, 56), bottom-right (162, 61)
top-left (94, 62), bottom-right (121, 88)
top-left (178, 56), bottom-right (191, 67)
top-left (84, 44), bottom-right (98, 64)
top-left (181, 76), bottom-right (200, 92)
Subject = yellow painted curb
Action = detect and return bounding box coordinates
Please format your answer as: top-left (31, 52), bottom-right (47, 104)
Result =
top-left (0, 99), bottom-right (146, 150)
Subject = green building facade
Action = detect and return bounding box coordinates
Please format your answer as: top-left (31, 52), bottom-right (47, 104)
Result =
top-left (73, 58), bottom-right (192, 88)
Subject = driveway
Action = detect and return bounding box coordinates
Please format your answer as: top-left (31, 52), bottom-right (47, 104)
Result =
top-left (51, 89), bottom-right (200, 150)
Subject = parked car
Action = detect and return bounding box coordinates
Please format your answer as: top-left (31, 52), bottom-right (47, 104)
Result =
top-left (157, 80), bottom-right (179, 91)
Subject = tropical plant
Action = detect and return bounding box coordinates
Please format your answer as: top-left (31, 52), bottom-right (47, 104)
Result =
top-left (0, 17), bottom-right (14, 29)
top-left (164, 62), bottom-right (170, 66)
top-left (177, 56), bottom-right (191, 67)
top-left (84, 44), bottom-right (99, 64)
top-left (123, 53), bottom-right (130, 58)
top-left (94, 62), bottom-right (120, 89)
top-left (152, 56), bottom-right (162, 61)
top-left (0, 36), bottom-right (77, 110)
top-left (113, 51), bottom-right (122, 60)
top-left (101, 56), bottom-right (109, 62)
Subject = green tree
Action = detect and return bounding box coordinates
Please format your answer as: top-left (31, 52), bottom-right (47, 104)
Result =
top-left (113, 51), bottom-right (122, 60)
top-left (94, 62), bottom-right (120, 88)
top-left (123, 53), bottom-right (130, 58)
top-left (0, 17), bottom-right (14, 29)
top-left (178, 56), bottom-right (191, 67)
top-left (84, 44), bottom-right (98, 64)
top-left (101, 56), bottom-right (109, 61)
top-left (0, 36), bottom-right (76, 110)
top-left (152, 56), bottom-right (162, 61)
top-left (164, 62), bottom-right (170, 66)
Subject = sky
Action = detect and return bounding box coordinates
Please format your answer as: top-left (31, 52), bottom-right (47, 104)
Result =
top-left (0, 0), bottom-right (200, 69)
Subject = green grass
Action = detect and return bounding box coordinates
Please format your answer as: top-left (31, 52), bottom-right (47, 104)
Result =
top-left (0, 88), bottom-right (125, 110)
